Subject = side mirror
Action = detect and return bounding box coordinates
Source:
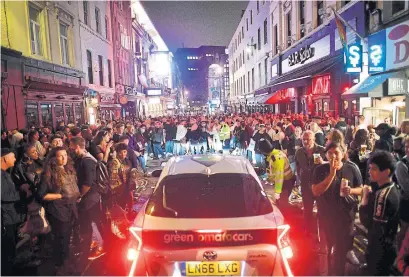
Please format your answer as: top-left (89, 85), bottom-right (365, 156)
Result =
top-left (151, 169), bottom-right (163, 178)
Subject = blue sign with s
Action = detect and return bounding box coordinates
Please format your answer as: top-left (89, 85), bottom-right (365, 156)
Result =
top-left (368, 29), bottom-right (386, 73)
top-left (345, 44), bottom-right (363, 73)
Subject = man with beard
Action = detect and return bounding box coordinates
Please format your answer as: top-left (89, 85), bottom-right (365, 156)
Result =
top-left (69, 137), bottom-right (101, 265)
top-left (312, 142), bottom-right (362, 275)
top-left (295, 130), bottom-right (325, 243)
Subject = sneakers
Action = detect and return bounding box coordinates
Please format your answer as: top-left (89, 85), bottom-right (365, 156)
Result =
top-left (111, 222), bottom-right (126, 239)
top-left (90, 240), bottom-right (98, 250)
top-left (88, 247), bottom-right (106, 260)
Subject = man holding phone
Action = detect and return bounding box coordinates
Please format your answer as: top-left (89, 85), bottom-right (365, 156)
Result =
top-left (312, 142), bottom-right (362, 276)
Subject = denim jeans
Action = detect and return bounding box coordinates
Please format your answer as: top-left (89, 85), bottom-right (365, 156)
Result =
top-left (200, 141), bottom-right (208, 154)
top-left (165, 141), bottom-right (174, 154)
top-left (255, 153), bottom-right (266, 169)
top-left (147, 142), bottom-right (153, 155)
top-left (190, 143), bottom-right (199, 154)
top-left (91, 222), bottom-right (103, 248)
top-left (153, 142), bottom-right (164, 158)
top-left (173, 142), bottom-right (184, 155)
top-left (137, 155), bottom-right (147, 172)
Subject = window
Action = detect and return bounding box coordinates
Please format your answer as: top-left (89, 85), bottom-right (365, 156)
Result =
top-left (95, 8), bottom-right (101, 33)
top-left (29, 6), bottom-right (42, 55)
top-left (274, 25), bottom-right (278, 53)
top-left (264, 19), bottom-right (268, 44)
top-left (251, 37), bottom-right (254, 56)
top-left (246, 18), bottom-right (249, 30)
top-left (118, 1), bottom-right (123, 11)
top-left (286, 13), bottom-right (292, 47)
top-left (258, 63), bottom-right (262, 87)
top-left (300, 1), bottom-right (305, 38)
top-left (83, 1), bottom-right (88, 25)
top-left (250, 10), bottom-right (253, 24)
top-left (264, 58), bottom-right (268, 85)
top-left (243, 75), bottom-right (246, 94)
top-left (59, 24), bottom-right (69, 65)
top-left (242, 26), bottom-right (244, 38)
top-left (105, 16), bottom-right (109, 40)
top-left (242, 50), bottom-right (245, 64)
top-left (251, 68), bottom-right (255, 90)
top-left (248, 71), bottom-right (251, 92)
top-left (257, 28), bottom-right (261, 50)
top-left (392, 1), bottom-right (406, 14)
top-left (257, 0), bottom-right (260, 14)
top-left (25, 101), bottom-right (39, 127)
top-left (86, 50), bottom-right (93, 84)
top-left (98, 55), bottom-right (104, 86)
top-left (317, 1), bottom-right (324, 26)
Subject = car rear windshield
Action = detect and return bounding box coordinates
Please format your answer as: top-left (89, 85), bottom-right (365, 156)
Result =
top-left (145, 173), bottom-right (273, 218)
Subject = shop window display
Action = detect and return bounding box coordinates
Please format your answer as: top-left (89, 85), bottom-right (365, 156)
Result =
top-left (25, 101), bottom-right (39, 127)
top-left (41, 104), bottom-right (52, 127)
top-left (55, 103), bottom-right (64, 125)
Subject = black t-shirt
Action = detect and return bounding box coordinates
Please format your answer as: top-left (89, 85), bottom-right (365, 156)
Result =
top-left (76, 153), bottom-right (100, 210)
top-left (312, 162), bottom-right (363, 222)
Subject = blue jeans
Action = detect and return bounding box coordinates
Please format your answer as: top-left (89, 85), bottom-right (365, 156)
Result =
top-left (200, 141), bottom-right (208, 154)
top-left (137, 156), bottom-right (147, 172)
top-left (91, 222), bottom-right (103, 247)
top-left (165, 141), bottom-right (174, 154)
top-left (153, 142), bottom-right (164, 158)
top-left (255, 153), bottom-right (266, 169)
top-left (173, 142), bottom-right (186, 155)
top-left (147, 142), bottom-right (153, 155)
top-left (190, 143), bottom-right (199, 154)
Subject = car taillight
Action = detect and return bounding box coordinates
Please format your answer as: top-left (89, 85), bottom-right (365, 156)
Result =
top-left (128, 227), bottom-right (143, 277)
top-left (277, 224), bottom-right (294, 277)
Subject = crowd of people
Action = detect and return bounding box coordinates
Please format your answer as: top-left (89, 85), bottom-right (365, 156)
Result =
top-left (1, 112), bottom-right (409, 276)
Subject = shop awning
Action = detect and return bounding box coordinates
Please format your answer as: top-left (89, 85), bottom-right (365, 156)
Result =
top-left (342, 72), bottom-right (398, 97)
top-left (255, 93), bottom-right (275, 104)
top-left (255, 54), bottom-right (343, 96)
top-left (264, 91), bottom-right (291, 105)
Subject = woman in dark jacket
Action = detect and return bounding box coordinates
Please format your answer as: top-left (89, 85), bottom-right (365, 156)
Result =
top-left (38, 147), bottom-right (80, 270)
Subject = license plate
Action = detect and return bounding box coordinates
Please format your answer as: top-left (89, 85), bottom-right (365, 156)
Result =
top-left (183, 261), bottom-right (241, 276)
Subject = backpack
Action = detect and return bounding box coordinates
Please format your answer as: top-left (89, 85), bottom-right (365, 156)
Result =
top-left (83, 156), bottom-right (110, 195)
top-left (397, 158), bottom-right (409, 223)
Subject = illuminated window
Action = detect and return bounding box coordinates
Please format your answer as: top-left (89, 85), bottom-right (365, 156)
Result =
top-left (29, 6), bottom-right (42, 56)
top-left (59, 23), bottom-right (69, 65)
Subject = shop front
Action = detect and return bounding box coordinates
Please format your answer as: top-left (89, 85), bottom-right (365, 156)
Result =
top-left (98, 93), bottom-right (120, 121)
top-left (344, 19), bottom-right (409, 126)
top-left (85, 89), bottom-right (99, 125)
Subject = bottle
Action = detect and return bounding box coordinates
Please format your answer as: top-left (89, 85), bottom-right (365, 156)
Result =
top-left (340, 178), bottom-right (349, 197)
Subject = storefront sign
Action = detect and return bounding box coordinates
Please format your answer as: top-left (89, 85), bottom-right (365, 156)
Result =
top-left (345, 44), bottom-right (363, 73)
top-left (368, 20), bottom-right (409, 72)
top-left (388, 76), bottom-right (408, 96)
top-left (145, 88), bottom-right (162, 96)
top-left (100, 95), bottom-right (115, 104)
top-left (368, 29), bottom-right (386, 73)
top-left (312, 74), bottom-right (331, 95)
top-left (288, 45), bottom-right (315, 67)
top-left (278, 88), bottom-right (297, 99)
top-left (124, 86), bottom-right (137, 95)
top-left (282, 35), bottom-right (330, 74)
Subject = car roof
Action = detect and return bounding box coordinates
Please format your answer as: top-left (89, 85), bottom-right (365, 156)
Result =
top-left (160, 155), bottom-right (254, 177)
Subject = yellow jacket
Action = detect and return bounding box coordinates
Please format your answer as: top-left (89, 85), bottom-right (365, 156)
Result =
top-left (266, 149), bottom-right (294, 194)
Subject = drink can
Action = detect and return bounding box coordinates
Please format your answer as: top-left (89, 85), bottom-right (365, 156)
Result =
top-left (340, 178), bottom-right (349, 197)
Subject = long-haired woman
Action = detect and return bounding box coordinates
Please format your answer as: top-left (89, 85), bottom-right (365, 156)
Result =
top-left (90, 130), bottom-right (114, 163)
top-left (37, 147), bottom-right (80, 270)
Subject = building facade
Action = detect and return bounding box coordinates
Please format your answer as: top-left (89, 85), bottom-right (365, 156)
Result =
top-left (228, 0), bottom-right (272, 113)
top-left (78, 1), bottom-right (117, 123)
top-left (174, 46), bottom-right (228, 112)
top-left (1, 1), bottom-right (86, 130)
top-left (342, 0), bottom-right (409, 126)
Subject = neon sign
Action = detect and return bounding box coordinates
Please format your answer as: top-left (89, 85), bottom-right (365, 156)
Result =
top-left (312, 74), bottom-right (331, 95)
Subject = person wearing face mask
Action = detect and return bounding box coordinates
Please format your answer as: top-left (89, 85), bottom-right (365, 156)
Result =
top-left (312, 142), bottom-right (363, 276)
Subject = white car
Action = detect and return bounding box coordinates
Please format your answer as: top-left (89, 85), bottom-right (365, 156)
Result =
top-left (127, 155), bottom-right (294, 276)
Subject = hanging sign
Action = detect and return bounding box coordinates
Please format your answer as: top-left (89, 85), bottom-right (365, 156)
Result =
top-left (368, 29), bottom-right (386, 73)
top-left (345, 44), bottom-right (363, 73)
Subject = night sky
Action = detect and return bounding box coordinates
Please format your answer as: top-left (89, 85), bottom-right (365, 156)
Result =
top-left (141, 1), bottom-right (249, 52)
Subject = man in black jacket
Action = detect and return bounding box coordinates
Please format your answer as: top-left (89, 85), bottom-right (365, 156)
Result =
top-left (252, 124), bottom-right (274, 170)
top-left (359, 151), bottom-right (400, 276)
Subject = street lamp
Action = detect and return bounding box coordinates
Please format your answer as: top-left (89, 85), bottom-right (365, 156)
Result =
top-left (246, 44), bottom-right (257, 53)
